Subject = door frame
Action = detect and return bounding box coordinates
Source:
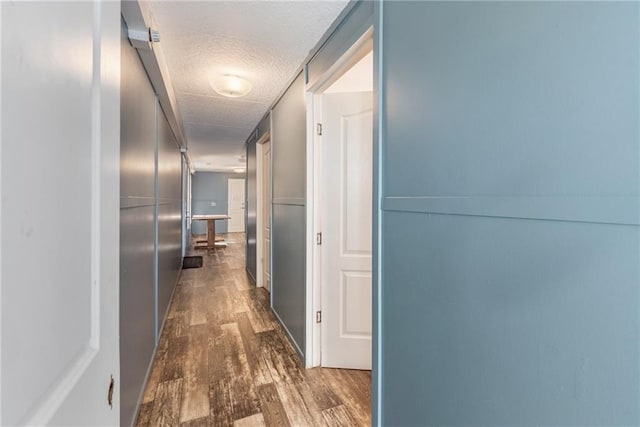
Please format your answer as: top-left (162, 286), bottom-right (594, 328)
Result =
top-left (256, 132), bottom-right (271, 288)
top-left (304, 28), bottom-right (374, 368)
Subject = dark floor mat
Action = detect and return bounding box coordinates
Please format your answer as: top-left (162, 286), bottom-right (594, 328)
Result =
top-left (182, 256), bottom-right (203, 269)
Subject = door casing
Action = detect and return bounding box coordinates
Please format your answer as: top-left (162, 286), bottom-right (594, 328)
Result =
top-left (304, 28), bottom-right (374, 368)
top-left (256, 132), bottom-right (271, 290)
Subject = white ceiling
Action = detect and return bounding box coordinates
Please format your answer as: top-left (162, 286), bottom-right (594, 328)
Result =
top-left (148, 1), bottom-right (349, 172)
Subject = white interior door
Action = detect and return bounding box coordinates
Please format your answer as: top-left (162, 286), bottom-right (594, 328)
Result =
top-left (1, 1), bottom-right (120, 425)
top-left (321, 91), bottom-right (373, 369)
top-left (228, 178), bottom-right (245, 233)
top-left (182, 156), bottom-right (188, 257)
top-left (263, 141), bottom-right (272, 292)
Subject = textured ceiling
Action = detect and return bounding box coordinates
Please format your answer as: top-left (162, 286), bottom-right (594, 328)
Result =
top-left (149, 1), bottom-right (349, 171)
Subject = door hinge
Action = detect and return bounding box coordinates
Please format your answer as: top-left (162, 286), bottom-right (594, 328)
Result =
top-left (316, 123), bottom-right (323, 136)
top-left (107, 375), bottom-right (114, 409)
top-left (316, 311), bottom-right (322, 323)
top-left (316, 232), bottom-right (322, 245)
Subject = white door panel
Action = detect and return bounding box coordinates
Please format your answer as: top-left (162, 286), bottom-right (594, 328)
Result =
top-left (1, 2), bottom-right (120, 425)
top-left (263, 141), bottom-right (271, 291)
top-left (228, 178), bottom-right (245, 233)
top-left (321, 92), bottom-right (373, 370)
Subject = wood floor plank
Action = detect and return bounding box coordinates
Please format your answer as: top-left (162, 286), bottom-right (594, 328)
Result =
top-left (273, 380), bottom-right (316, 427)
top-left (150, 379), bottom-right (183, 427)
top-left (173, 283), bottom-right (192, 312)
top-left (256, 383), bottom-right (291, 427)
top-left (208, 287), bottom-right (236, 325)
top-left (220, 323), bottom-right (261, 420)
top-left (162, 335), bottom-right (188, 382)
top-left (209, 378), bottom-right (234, 427)
top-left (321, 404), bottom-right (358, 426)
top-left (143, 350), bottom-right (166, 403)
top-left (324, 369), bottom-right (371, 426)
top-left (231, 288), bottom-right (250, 315)
top-left (179, 416), bottom-right (210, 427)
top-left (136, 401), bottom-right (154, 426)
top-left (304, 368), bottom-right (343, 411)
top-left (236, 312), bottom-right (273, 386)
top-left (233, 269), bottom-right (252, 291)
top-left (190, 287), bottom-right (208, 326)
top-left (233, 413), bottom-right (266, 427)
top-left (258, 330), bottom-right (304, 385)
top-left (242, 291), bottom-right (274, 334)
top-left (180, 324), bottom-right (210, 423)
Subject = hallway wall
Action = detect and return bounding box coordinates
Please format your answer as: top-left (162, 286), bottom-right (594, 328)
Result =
top-left (156, 106), bottom-right (183, 337)
top-left (379, 2), bottom-right (640, 425)
top-left (120, 18), bottom-right (158, 427)
top-left (120, 18), bottom-right (183, 427)
top-left (271, 72), bottom-right (308, 356)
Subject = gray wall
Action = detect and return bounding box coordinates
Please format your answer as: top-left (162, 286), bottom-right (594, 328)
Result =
top-left (245, 113), bottom-right (271, 284)
top-left (271, 72), bottom-right (307, 356)
top-left (120, 19), bottom-right (157, 426)
top-left (191, 172), bottom-right (237, 235)
top-left (120, 18), bottom-right (182, 426)
top-left (156, 106), bottom-right (183, 332)
top-left (379, 2), bottom-right (640, 425)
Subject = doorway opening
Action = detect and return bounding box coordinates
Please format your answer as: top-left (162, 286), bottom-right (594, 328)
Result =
top-left (305, 30), bottom-right (374, 370)
top-left (256, 133), bottom-right (272, 292)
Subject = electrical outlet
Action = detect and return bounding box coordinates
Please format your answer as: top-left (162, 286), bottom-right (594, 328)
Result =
top-left (211, 202), bottom-right (216, 207)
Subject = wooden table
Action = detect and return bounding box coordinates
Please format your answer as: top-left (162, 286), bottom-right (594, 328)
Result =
top-left (192, 214), bottom-right (231, 250)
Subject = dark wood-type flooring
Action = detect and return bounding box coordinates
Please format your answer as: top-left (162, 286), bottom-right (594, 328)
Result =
top-left (136, 233), bottom-right (371, 426)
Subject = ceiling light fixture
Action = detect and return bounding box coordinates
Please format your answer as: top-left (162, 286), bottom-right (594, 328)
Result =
top-left (233, 168), bottom-right (246, 173)
top-left (210, 74), bottom-right (252, 98)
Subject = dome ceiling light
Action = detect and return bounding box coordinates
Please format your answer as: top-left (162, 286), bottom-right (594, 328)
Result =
top-left (210, 74), bottom-right (253, 98)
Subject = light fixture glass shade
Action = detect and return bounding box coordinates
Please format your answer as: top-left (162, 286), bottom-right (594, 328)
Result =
top-left (210, 74), bottom-right (252, 98)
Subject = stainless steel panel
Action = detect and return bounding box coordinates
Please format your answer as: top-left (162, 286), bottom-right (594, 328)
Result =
top-left (119, 205), bottom-right (155, 427)
top-left (119, 18), bottom-right (157, 427)
top-left (156, 106), bottom-right (182, 333)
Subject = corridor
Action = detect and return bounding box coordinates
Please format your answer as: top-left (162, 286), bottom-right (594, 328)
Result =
top-left (136, 234), bottom-right (371, 426)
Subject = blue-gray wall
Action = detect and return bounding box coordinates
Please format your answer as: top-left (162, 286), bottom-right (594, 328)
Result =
top-left (120, 18), bottom-right (182, 426)
top-left (379, 2), bottom-right (640, 425)
top-left (191, 172), bottom-right (236, 235)
top-left (271, 72), bottom-right (307, 356)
